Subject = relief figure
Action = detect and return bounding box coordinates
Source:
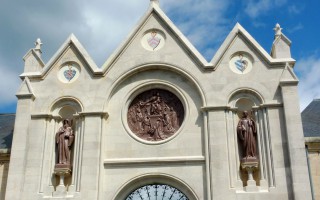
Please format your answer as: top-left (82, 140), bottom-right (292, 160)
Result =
top-left (127, 89), bottom-right (184, 141)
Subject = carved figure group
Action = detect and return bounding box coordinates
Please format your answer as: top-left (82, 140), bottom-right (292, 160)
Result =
top-left (55, 119), bottom-right (74, 166)
top-left (237, 111), bottom-right (257, 159)
top-left (128, 89), bottom-right (184, 141)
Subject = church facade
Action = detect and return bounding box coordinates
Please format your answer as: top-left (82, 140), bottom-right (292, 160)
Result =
top-left (4, 1), bottom-right (312, 199)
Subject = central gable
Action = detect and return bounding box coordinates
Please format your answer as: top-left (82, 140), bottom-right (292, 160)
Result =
top-left (101, 3), bottom-right (212, 75)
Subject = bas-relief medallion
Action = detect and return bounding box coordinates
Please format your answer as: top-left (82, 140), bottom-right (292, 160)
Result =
top-left (141, 30), bottom-right (165, 51)
top-left (127, 89), bottom-right (184, 142)
top-left (229, 53), bottom-right (253, 74)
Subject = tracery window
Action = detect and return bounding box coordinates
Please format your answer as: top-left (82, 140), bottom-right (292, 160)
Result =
top-left (126, 184), bottom-right (189, 200)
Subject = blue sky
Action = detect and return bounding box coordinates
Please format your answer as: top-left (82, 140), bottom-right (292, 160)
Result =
top-left (0, 0), bottom-right (319, 113)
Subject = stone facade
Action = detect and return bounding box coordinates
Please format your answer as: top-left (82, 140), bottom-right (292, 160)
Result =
top-left (305, 139), bottom-right (320, 200)
top-left (4, 1), bottom-right (313, 200)
top-left (302, 99), bottom-right (320, 200)
top-left (0, 152), bottom-right (9, 200)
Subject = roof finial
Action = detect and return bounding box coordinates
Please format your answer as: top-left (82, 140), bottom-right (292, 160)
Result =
top-left (274, 23), bottom-right (282, 36)
top-left (150, 0), bottom-right (160, 6)
top-left (34, 38), bottom-right (43, 57)
top-left (34, 38), bottom-right (43, 50)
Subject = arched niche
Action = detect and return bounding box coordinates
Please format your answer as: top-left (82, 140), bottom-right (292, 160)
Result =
top-left (113, 173), bottom-right (199, 200)
top-left (226, 89), bottom-right (271, 191)
top-left (49, 97), bottom-right (83, 191)
top-left (51, 97), bottom-right (83, 119)
top-left (229, 89), bottom-right (263, 111)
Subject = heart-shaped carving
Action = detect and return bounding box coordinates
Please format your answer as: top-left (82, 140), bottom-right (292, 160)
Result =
top-left (64, 67), bottom-right (76, 81)
top-left (148, 31), bottom-right (161, 50)
top-left (235, 59), bottom-right (248, 72)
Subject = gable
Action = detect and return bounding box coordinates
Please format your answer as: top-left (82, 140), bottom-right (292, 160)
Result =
top-left (100, 3), bottom-right (213, 74)
top-left (211, 23), bottom-right (295, 71)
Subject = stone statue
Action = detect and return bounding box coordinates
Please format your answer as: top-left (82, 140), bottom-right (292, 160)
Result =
top-left (55, 119), bottom-right (74, 167)
top-left (237, 111), bottom-right (257, 159)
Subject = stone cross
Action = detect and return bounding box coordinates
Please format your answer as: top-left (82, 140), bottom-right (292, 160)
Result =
top-left (274, 23), bottom-right (282, 36)
top-left (34, 38), bottom-right (43, 50)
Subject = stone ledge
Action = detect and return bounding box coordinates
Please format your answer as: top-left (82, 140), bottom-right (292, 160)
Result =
top-left (104, 156), bottom-right (205, 166)
top-left (305, 137), bottom-right (320, 143)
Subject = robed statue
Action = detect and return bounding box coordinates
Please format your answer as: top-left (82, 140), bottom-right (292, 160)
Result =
top-left (237, 111), bottom-right (257, 159)
top-left (55, 119), bottom-right (74, 166)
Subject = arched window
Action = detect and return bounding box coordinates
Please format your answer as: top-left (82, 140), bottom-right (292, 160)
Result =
top-left (113, 174), bottom-right (198, 200)
top-left (126, 184), bottom-right (189, 200)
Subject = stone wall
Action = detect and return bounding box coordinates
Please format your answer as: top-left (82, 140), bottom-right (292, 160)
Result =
top-left (0, 151), bottom-right (10, 200)
top-left (306, 138), bottom-right (320, 200)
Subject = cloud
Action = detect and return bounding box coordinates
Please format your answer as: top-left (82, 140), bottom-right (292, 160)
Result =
top-left (295, 55), bottom-right (320, 111)
top-left (287, 23), bottom-right (303, 33)
top-left (288, 5), bottom-right (303, 15)
top-left (0, 57), bottom-right (20, 106)
top-left (0, 0), bottom-right (149, 112)
top-left (244, 0), bottom-right (287, 18)
top-left (162, 0), bottom-right (232, 59)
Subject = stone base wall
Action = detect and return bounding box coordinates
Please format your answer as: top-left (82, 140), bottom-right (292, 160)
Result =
top-left (0, 152), bottom-right (10, 200)
top-left (306, 139), bottom-right (320, 200)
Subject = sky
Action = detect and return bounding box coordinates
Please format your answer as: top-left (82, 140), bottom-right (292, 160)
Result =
top-left (0, 0), bottom-right (319, 113)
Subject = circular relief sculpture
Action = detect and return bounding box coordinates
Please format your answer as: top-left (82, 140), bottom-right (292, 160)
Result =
top-left (127, 89), bottom-right (184, 142)
top-left (126, 184), bottom-right (189, 200)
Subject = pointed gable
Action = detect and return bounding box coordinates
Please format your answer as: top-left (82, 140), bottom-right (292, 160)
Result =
top-left (100, 2), bottom-right (213, 73)
top-left (210, 23), bottom-right (295, 70)
top-left (20, 34), bottom-right (102, 79)
top-left (22, 49), bottom-right (45, 74)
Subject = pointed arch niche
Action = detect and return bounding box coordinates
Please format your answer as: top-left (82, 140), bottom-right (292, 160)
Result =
top-left (226, 89), bottom-right (275, 192)
top-left (38, 97), bottom-right (84, 197)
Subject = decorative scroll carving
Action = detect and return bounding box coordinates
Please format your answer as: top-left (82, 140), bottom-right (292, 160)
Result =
top-left (127, 89), bottom-right (184, 141)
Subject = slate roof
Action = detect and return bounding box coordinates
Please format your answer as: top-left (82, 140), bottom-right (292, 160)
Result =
top-left (302, 99), bottom-right (320, 137)
top-left (0, 114), bottom-right (15, 149)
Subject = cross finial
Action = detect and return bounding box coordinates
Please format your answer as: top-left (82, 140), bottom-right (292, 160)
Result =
top-left (34, 38), bottom-right (43, 50)
top-left (274, 23), bottom-right (282, 36)
top-left (150, 0), bottom-right (160, 6)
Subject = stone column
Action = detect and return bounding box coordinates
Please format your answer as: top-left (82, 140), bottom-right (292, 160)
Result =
top-left (5, 97), bottom-right (33, 200)
top-left (78, 112), bottom-right (107, 200)
top-left (206, 108), bottom-right (236, 200)
top-left (280, 83), bottom-right (312, 199)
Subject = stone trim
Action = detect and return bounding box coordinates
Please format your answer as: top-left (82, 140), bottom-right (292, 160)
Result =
top-left (104, 156), bottom-right (205, 166)
top-left (201, 103), bottom-right (282, 111)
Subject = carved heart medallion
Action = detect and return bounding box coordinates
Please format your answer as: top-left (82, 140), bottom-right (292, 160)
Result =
top-left (235, 59), bottom-right (248, 72)
top-left (147, 31), bottom-right (161, 50)
top-left (64, 67), bottom-right (76, 81)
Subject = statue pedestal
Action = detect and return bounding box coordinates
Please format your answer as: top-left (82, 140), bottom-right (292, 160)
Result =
top-left (52, 164), bottom-right (72, 197)
top-left (241, 158), bottom-right (259, 192)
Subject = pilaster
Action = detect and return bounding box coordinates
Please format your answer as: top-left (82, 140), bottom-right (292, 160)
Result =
top-left (5, 97), bottom-right (33, 200)
top-left (280, 83), bottom-right (312, 199)
top-left (78, 112), bottom-right (106, 200)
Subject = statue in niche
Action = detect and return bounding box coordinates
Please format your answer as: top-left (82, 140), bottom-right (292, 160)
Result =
top-left (237, 111), bottom-right (257, 160)
top-left (127, 89), bottom-right (184, 141)
top-left (55, 119), bottom-right (74, 168)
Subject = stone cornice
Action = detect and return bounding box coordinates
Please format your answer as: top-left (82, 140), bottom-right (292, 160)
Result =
top-left (104, 156), bottom-right (205, 166)
top-left (201, 103), bottom-right (283, 112)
